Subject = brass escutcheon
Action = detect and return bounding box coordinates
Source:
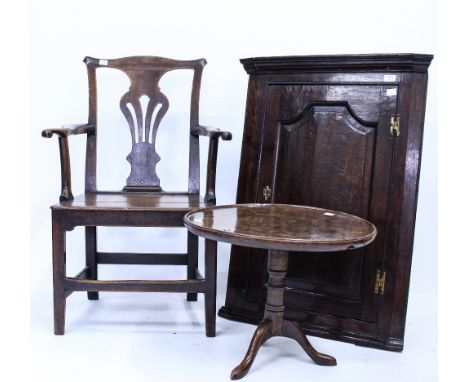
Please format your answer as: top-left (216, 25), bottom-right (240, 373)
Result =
top-left (263, 185), bottom-right (272, 201)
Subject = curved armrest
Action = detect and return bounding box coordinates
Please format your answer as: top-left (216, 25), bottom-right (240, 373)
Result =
top-left (193, 125), bottom-right (232, 204)
top-left (42, 123), bottom-right (95, 138)
top-left (42, 123), bottom-right (94, 201)
top-left (192, 125), bottom-right (232, 141)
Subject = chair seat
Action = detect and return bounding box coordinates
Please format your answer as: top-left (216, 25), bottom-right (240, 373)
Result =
top-left (52, 192), bottom-right (211, 212)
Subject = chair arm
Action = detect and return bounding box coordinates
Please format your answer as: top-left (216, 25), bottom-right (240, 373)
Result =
top-left (194, 125), bottom-right (232, 204)
top-left (42, 124), bottom-right (94, 201)
top-left (41, 123), bottom-right (95, 138)
top-left (192, 125), bottom-right (232, 141)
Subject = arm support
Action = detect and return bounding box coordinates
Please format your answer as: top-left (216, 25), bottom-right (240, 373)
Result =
top-left (192, 125), bottom-right (232, 204)
top-left (41, 123), bottom-right (95, 201)
top-left (41, 123), bottom-right (95, 138)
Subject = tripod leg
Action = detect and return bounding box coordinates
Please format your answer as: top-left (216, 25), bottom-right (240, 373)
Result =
top-left (230, 320), bottom-right (273, 380)
top-left (283, 320), bottom-right (337, 366)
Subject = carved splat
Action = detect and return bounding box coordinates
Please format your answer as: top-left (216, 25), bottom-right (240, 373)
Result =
top-left (119, 70), bottom-right (169, 191)
top-left (82, 56), bottom-right (208, 193)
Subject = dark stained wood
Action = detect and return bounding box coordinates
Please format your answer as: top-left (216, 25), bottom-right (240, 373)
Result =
top-left (41, 123), bottom-right (96, 138)
top-left (57, 136), bottom-right (73, 201)
top-left (89, 56), bottom-right (205, 192)
top-left (192, 124), bottom-right (233, 140)
top-left (42, 123), bottom-right (94, 202)
top-left (231, 250), bottom-right (337, 380)
top-left (241, 53), bottom-right (433, 74)
top-left (53, 209), bottom-right (190, 230)
top-left (85, 61), bottom-right (97, 192)
top-left (85, 226), bottom-right (98, 300)
top-left (51, 218), bottom-right (66, 335)
top-left (97, 252), bottom-right (188, 265)
top-left (64, 278), bottom-right (206, 293)
top-left (193, 125), bottom-right (232, 203)
top-left (230, 320), bottom-right (271, 379)
top-left (184, 205), bottom-right (374, 379)
top-left (204, 238), bottom-right (217, 337)
top-left (187, 231), bottom-right (199, 301)
top-left (204, 137), bottom-right (219, 203)
top-left (220, 54), bottom-right (433, 352)
top-left (42, 55), bottom-right (232, 336)
top-left (53, 192), bottom-right (211, 211)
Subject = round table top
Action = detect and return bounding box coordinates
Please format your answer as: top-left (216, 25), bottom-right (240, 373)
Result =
top-left (184, 204), bottom-right (377, 252)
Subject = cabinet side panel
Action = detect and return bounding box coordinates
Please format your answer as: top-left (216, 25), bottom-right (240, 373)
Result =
top-left (224, 75), bottom-right (268, 313)
top-left (377, 72), bottom-right (430, 342)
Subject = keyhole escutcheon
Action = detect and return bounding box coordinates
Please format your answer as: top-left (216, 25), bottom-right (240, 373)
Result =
top-left (263, 185), bottom-right (272, 202)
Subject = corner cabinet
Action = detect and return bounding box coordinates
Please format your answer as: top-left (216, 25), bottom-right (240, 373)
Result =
top-left (219, 54), bottom-right (433, 351)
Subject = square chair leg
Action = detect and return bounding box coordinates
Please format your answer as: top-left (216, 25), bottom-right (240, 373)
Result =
top-left (52, 218), bottom-right (66, 335)
top-left (204, 238), bottom-right (217, 337)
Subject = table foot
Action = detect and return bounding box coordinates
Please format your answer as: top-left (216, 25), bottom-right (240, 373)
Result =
top-left (230, 319), bottom-right (336, 379)
top-left (283, 320), bottom-right (337, 366)
top-left (230, 320), bottom-right (272, 380)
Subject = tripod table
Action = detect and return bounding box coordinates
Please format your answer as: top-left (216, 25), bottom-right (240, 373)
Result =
top-left (184, 203), bottom-right (377, 379)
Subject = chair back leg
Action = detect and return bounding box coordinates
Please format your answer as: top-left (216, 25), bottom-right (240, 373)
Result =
top-left (85, 226), bottom-right (99, 300)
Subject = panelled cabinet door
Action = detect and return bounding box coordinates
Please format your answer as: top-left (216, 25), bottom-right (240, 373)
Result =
top-left (221, 54), bottom-right (433, 351)
top-left (246, 84), bottom-right (399, 323)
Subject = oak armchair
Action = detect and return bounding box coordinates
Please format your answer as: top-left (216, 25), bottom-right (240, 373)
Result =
top-left (42, 56), bottom-right (231, 337)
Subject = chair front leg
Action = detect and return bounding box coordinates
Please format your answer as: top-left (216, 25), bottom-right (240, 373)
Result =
top-left (85, 226), bottom-right (98, 300)
top-left (187, 231), bottom-right (199, 301)
top-left (204, 238), bottom-right (217, 337)
top-left (52, 217), bottom-right (66, 335)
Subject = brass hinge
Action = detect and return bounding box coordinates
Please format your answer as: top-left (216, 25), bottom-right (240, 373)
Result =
top-left (374, 270), bottom-right (386, 295)
top-left (390, 114), bottom-right (400, 137)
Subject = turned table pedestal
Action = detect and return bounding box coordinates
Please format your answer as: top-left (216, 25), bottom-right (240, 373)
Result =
top-left (184, 204), bottom-right (376, 379)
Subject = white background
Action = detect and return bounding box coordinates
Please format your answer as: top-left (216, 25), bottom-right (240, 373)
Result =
top-left (27, 0), bottom-right (438, 381)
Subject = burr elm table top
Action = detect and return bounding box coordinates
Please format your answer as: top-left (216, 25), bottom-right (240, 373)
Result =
top-left (183, 203), bottom-right (377, 252)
